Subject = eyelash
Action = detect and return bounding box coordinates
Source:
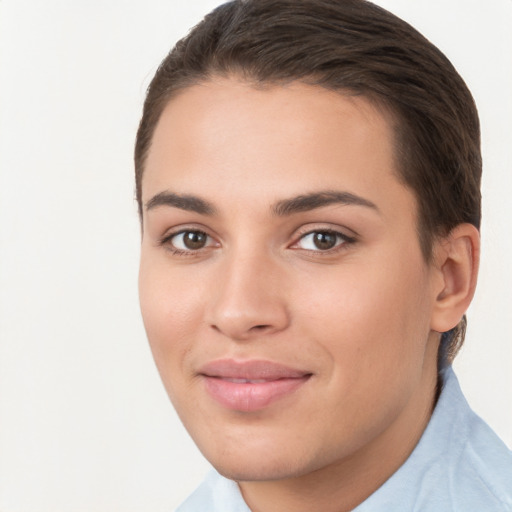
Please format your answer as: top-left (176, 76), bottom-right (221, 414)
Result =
top-left (159, 227), bottom-right (357, 257)
top-left (291, 228), bottom-right (357, 255)
top-left (159, 229), bottom-right (215, 256)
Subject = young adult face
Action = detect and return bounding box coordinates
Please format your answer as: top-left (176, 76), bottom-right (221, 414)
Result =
top-left (138, 78), bottom-right (446, 490)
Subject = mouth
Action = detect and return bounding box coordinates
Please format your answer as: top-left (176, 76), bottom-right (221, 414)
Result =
top-left (198, 359), bottom-right (313, 412)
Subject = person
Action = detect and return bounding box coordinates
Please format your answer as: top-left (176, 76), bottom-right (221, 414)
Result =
top-left (134, 0), bottom-right (512, 510)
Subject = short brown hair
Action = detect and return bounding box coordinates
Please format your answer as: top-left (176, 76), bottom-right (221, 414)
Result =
top-left (135, 0), bottom-right (482, 363)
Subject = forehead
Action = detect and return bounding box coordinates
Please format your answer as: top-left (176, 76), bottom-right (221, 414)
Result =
top-left (142, 78), bottom-right (415, 222)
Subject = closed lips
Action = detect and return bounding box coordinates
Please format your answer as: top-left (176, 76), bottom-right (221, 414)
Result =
top-left (199, 359), bottom-right (312, 412)
top-left (199, 358), bottom-right (311, 380)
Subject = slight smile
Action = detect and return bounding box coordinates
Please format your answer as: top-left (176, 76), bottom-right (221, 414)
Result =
top-left (199, 359), bottom-right (313, 412)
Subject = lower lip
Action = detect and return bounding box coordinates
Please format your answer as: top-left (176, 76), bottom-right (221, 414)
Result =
top-left (202, 376), bottom-right (310, 412)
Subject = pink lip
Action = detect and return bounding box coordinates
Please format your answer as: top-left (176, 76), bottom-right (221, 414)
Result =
top-left (199, 359), bottom-right (312, 412)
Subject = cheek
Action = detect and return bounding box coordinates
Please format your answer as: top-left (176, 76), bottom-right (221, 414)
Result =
top-left (289, 258), bottom-right (434, 438)
top-left (293, 255), bottom-right (432, 373)
top-left (138, 254), bottom-right (206, 377)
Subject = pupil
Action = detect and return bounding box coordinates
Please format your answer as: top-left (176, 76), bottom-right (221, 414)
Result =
top-left (184, 231), bottom-right (207, 250)
top-left (313, 232), bottom-right (337, 250)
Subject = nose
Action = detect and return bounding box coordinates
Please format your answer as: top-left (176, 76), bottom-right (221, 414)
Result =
top-left (206, 251), bottom-right (290, 341)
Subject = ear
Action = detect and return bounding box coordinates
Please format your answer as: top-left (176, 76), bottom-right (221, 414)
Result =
top-left (430, 223), bottom-right (480, 333)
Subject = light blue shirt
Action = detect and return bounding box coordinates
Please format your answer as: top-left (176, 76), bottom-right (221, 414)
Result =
top-left (176, 367), bottom-right (512, 511)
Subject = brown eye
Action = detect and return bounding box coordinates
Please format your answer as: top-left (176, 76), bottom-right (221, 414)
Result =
top-left (312, 232), bottom-right (338, 250)
top-left (170, 230), bottom-right (210, 251)
top-left (296, 230), bottom-right (350, 251)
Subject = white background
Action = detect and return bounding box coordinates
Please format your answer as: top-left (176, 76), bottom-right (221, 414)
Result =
top-left (0, 1), bottom-right (511, 511)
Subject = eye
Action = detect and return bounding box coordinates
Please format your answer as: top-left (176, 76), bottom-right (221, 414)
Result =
top-left (166, 230), bottom-right (213, 252)
top-left (295, 230), bottom-right (351, 251)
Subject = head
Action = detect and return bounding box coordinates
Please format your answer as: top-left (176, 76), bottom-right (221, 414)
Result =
top-left (135, 0), bottom-right (481, 365)
top-left (135, 0), bottom-right (481, 498)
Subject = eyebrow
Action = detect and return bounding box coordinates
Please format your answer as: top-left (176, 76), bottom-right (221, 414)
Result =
top-left (145, 191), bottom-right (217, 215)
top-left (145, 189), bottom-right (379, 217)
top-left (272, 190), bottom-right (379, 216)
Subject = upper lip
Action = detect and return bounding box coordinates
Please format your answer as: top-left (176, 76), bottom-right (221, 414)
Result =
top-left (199, 359), bottom-right (311, 381)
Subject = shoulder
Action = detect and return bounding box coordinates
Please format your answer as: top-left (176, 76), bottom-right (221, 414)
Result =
top-left (415, 367), bottom-right (512, 511)
top-left (451, 404), bottom-right (512, 510)
top-left (441, 367), bottom-right (512, 509)
top-left (416, 367), bottom-right (512, 510)
top-left (355, 367), bottom-right (512, 512)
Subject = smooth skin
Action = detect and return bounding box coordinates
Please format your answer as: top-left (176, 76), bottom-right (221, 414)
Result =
top-left (139, 78), bottom-right (479, 512)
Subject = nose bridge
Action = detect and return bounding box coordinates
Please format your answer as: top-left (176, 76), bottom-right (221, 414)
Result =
top-left (208, 244), bottom-right (289, 340)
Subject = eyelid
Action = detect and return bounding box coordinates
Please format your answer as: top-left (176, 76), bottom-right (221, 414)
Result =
top-left (159, 225), bottom-right (220, 254)
top-left (294, 220), bottom-right (358, 236)
top-left (289, 225), bottom-right (358, 252)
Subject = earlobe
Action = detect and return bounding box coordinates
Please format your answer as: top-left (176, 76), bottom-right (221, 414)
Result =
top-left (430, 224), bottom-right (480, 333)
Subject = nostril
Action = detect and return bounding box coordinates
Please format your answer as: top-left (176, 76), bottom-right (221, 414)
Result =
top-left (251, 324), bottom-right (271, 331)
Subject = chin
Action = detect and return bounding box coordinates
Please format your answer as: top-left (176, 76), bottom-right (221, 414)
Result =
top-left (197, 433), bottom-right (325, 483)
top-left (214, 457), bottom-right (309, 483)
